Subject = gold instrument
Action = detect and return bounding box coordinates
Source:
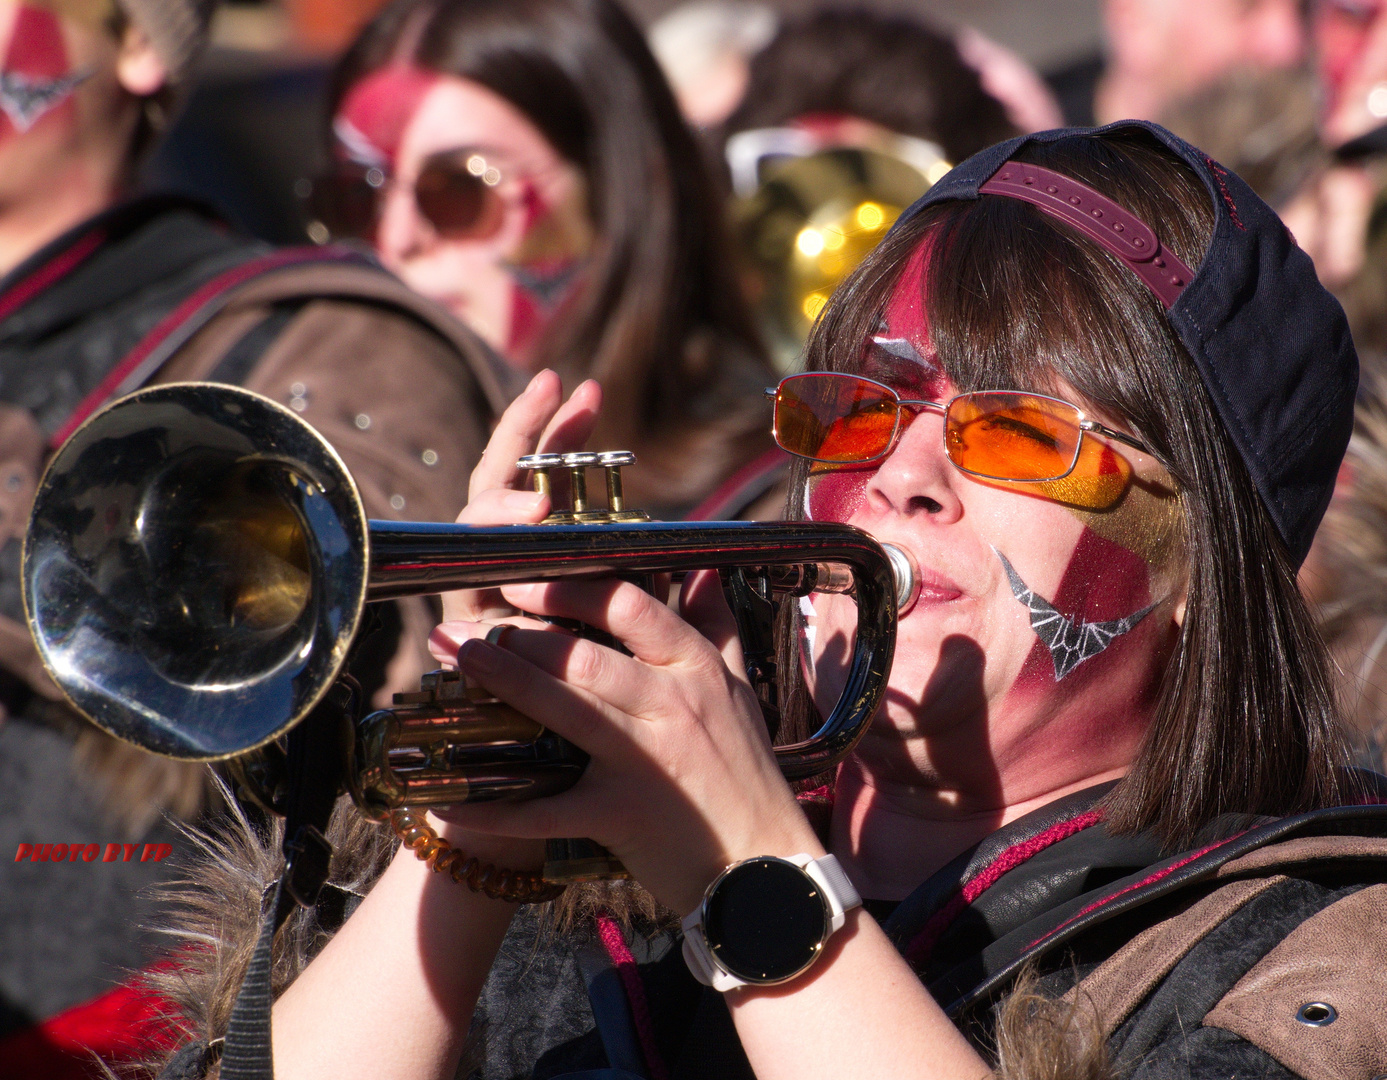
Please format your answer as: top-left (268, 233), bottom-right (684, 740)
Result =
top-left (729, 135), bottom-right (947, 370)
top-left (23, 383), bottom-right (911, 882)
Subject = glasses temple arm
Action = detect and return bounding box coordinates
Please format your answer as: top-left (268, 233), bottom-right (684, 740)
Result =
top-left (1082, 419), bottom-right (1151, 456)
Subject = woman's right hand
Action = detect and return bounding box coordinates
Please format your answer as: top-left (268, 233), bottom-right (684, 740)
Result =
top-left (435, 368), bottom-right (601, 630)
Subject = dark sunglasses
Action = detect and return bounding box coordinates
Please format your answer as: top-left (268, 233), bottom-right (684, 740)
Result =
top-left (304, 150), bottom-right (506, 242)
top-left (769, 372), bottom-right (1152, 483)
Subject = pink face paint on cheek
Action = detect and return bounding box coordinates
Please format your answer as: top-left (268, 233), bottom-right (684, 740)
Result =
top-left (1009, 527), bottom-right (1157, 692)
top-left (806, 464), bottom-right (875, 522)
top-left (0, 5), bottom-right (83, 139)
top-left (334, 66), bottom-right (439, 168)
top-left (501, 179), bottom-right (591, 358)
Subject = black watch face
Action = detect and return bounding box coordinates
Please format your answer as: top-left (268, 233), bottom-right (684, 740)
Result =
top-left (704, 857), bottom-right (828, 984)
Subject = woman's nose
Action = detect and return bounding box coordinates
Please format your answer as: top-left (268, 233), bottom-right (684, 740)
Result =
top-left (375, 183), bottom-right (432, 263)
top-left (864, 408), bottom-right (964, 521)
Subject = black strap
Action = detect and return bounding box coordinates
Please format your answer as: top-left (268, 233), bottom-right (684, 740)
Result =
top-left (218, 679), bottom-right (357, 1080)
top-left (575, 942), bottom-right (649, 1077)
top-left (207, 301), bottom-right (308, 388)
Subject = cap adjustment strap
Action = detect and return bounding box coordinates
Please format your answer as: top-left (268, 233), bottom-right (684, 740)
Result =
top-left (979, 163), bottom-right (1195, 309)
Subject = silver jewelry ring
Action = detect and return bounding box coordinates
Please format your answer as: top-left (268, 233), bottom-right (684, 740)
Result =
top-left (484, 623), bottom-right (512, 648)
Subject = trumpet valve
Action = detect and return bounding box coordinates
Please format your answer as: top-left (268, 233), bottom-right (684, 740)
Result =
top-left (517, 449), bottom-right (647, 523)
top-left (598, 451), bottom-right (648, 522)
top-left (518, 453), bottom-right (571, 522)
top-left (561, 452), bottom-right (602, 520)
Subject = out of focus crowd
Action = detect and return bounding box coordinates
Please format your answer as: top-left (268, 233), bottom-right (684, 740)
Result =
top-left (3, 0), bottom-right (1387, 1073)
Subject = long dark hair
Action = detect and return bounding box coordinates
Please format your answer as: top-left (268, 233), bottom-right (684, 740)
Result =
top-left (330, 0), bottom-right (774, 511)
top-left (789, 129), bottom-right (1351, 849)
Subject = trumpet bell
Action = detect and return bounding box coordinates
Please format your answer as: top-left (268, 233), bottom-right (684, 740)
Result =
top-left (23, 383), bottom-right (369, 760)
top-left (734, 146), bottom-right (937, 369)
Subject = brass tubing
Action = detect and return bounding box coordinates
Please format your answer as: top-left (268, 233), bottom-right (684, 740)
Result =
top-left (365, 519), bottom-right (896, 780)
top-left (606, 468), bottom-right (624, 512)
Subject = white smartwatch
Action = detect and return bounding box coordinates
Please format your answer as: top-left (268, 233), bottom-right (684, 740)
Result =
top-left (680, 853), bottom-right (862, 992)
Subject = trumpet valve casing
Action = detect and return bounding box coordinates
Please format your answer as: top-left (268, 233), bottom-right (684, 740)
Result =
top-left (351, 666), bottom-right (588, 823)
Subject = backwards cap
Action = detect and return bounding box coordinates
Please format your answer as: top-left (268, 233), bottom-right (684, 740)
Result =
top-left (890, 119), bottom-right (1356, 566)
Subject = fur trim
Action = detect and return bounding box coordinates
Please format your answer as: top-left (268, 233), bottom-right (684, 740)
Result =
top-left (72, 724), bottom-right (215, 837)
top-left (137, 788), bottom-right (672, 1078)
top-left (139, 790), bottom-right (395, 1077)
top-left (993, 967), bottom-right (1114, 1080)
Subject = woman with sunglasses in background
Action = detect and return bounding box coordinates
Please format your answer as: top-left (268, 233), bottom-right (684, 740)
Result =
top-left (157, 123), bottom-right (1387, 1080)
top-left (306, 0), bottom-right (780, 521)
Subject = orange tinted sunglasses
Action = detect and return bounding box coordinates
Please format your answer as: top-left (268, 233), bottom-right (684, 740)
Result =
top-left (768, 372), bottom-right (1151, 482)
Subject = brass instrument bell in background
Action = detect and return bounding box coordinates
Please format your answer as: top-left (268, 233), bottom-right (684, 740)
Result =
top-left (727, 132), bottom-right (949, 370)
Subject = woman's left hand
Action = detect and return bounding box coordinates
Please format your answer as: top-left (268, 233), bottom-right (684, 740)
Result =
top-left (429, 568), bottom-right (823, 915)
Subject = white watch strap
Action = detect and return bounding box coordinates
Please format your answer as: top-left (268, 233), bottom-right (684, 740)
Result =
top-left (803, 852), bottom-right (862, 933)
top-left (681, 853), bottom-right (862, 992)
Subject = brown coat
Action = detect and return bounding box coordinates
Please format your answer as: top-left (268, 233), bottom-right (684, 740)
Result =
top-left (0, 245), bottom-right (515, 830)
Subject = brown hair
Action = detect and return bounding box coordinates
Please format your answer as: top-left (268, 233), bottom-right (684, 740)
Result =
top-left (330, 0), bottom-right (774, 513)
top-left (725, 8), bottom-right (1016, 165)
top-left (788, 129), bottom-right (1352, 849)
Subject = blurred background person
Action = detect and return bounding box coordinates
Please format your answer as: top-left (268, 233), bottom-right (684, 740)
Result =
top-left (646, 0), bottom-right (777, 130)
top-left (1315, 0), bottom-right (1387, 147)
top-left (1303, 360), bottom-right (1387, 772)
top-left (720, 8), bottom-right (1017, 369)
top-left (0, 0), bottom-right (507, 1073)
top-left (1157, 67), bottom-right (1323, 211)
top-left (306, 0), bottom-right (780, 521)
top-left (1047, 0), bottom-right (1307, 126)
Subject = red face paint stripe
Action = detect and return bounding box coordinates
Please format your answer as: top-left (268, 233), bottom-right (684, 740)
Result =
top-left (0, 226), bottom-right (105, 323)
top-left (4, 5), bottom-right (68, 78)
top-left (596, 912), bottom-right (670, 1080)
top-left (903, 808), bottom-right (1105, 969)
top-left (1022, 833), bottom-right (1248, 952)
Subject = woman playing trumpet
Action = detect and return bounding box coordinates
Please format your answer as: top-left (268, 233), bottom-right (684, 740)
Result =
top-left (163, 122), bottom-right (1387, 1080)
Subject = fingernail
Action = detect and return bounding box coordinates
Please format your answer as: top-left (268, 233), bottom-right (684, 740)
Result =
top-left (457, 640), bottom-right (498, 674)
top-left (503, 490), bottom-right (544, 510)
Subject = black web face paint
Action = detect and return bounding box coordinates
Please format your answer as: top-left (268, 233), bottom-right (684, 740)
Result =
top-left (994, 548), bottom-right (1155, 681)
top-left (0, 68), bottom-right (87, 131)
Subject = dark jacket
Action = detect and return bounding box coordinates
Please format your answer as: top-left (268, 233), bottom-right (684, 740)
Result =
top-left (0, 194), bottom-right (512, 1067)
top-left (151, 780), bottom-right (1387, 1080)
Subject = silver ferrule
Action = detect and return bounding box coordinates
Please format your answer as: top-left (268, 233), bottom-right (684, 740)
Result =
top-left (880, 542), bottom-right (918, 616)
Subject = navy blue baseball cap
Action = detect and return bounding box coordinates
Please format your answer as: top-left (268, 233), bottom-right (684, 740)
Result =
top-left (888, 119), bottom-right (1357, 567)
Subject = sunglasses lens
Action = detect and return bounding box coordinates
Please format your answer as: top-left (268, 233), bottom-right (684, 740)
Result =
top-left (945, 393), bottom-right (1082, 481)
top-left (415, 159), bottom-right (502, 239)
top-left (775, 374), bottom-right (899, 462)
top-left (307, 171), bottom-right (382, 239)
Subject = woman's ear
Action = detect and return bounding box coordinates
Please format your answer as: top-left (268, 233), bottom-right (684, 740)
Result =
top-left (115, 24), bottom-right (167, 97)
top-left (1172, 589), bottom-right (1188, 628)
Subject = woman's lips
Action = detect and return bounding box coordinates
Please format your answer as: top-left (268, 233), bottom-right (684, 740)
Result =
top-left (914, 572), bottom-right (964, 606)
top-left (885, 543), bottom-right (963, 611)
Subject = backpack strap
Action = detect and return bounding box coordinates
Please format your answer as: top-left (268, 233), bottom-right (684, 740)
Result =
top-left (46, 244), bottom-right (519, 450)
top-left (48, 246), bottom-right (376, 449)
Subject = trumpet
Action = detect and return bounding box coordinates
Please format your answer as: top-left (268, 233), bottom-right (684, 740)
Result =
top-left (23, 383), bottom-right (910, 882)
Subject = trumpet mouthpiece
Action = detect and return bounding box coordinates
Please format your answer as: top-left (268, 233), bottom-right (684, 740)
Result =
top-left (880, 542), bottom-right (919, 617)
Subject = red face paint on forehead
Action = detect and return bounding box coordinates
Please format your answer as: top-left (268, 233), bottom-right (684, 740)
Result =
top-left (0, 5), bottom-right (82, 138)
top-left (335, 65), bottom-right (439, 168)
top-left (861, 240), bottom-right (947, 401)
top-left (807, 240), bottom-right (945, 524)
